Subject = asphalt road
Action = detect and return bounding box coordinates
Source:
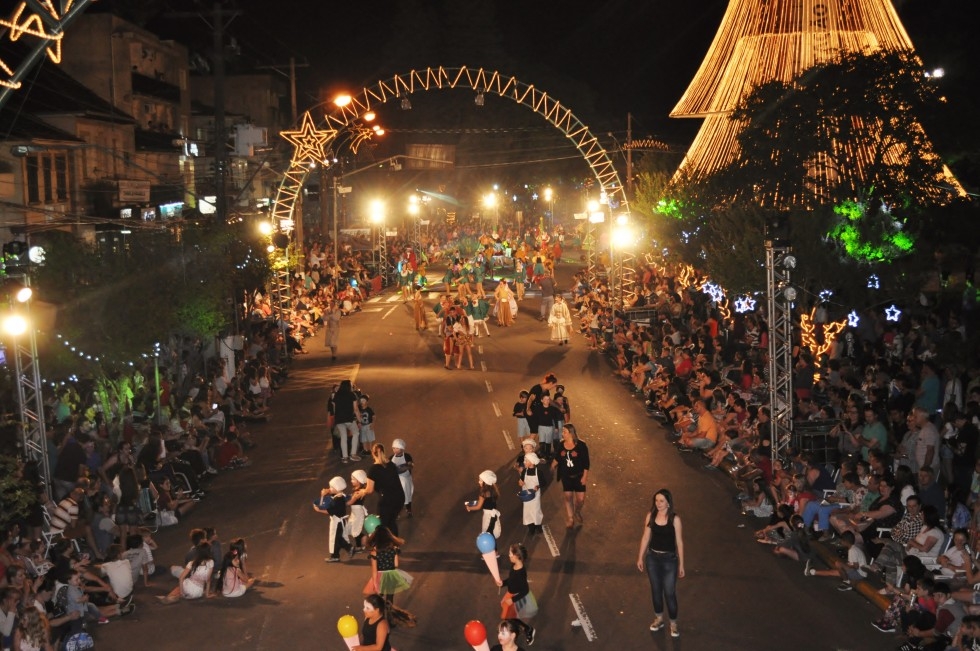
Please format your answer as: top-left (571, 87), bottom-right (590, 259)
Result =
top-left (95, 259), bottom-right (889, 651)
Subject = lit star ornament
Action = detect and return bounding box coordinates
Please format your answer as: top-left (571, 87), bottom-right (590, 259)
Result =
top-left (885, 305), bottom-right (902, 322)
top-left (867, 274), bottom-right (880, 290)
top-left (734, 296), bottom-right (756, 313)
top-left (281, 112), bottom-right (335, 164)
top-left (847, 310), bottom-right (860, 327)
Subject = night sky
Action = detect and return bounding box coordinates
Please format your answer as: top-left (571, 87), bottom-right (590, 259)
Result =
top-left (103, 0), bottom-right (977, 185)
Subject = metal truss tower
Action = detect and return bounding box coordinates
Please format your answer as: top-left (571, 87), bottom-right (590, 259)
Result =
top-left (765, 243), bottom-right (795, 459)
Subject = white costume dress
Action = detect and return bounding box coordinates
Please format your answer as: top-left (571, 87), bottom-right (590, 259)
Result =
top-left (521, 468), bottom-right (543, 526)
top-left (391, 451), bottom-right (415, 505)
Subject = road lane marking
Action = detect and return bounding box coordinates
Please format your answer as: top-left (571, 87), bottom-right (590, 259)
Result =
top-left (480, 361), bottom-right (487, 372)
top-left (503, 429), bottom-right (515, 450)
top-left (278, 519), bottom-right (289, 537)
top-left (569, 593), bottom-right (597, 641)
top-left (542, 524), bottom-right (560, 557)
top-left (386, 294), bottom-right (401, 303)
top-left (478, 345), bottom-right (484, 355)
top-left (485, 380), bottom-right (493, 393)
top-left (381, 306), bottom-right (397, 319)
top-left (367, 296), bottom-right (382, 303)
top-left (492, 402), bottom-right (502, 417)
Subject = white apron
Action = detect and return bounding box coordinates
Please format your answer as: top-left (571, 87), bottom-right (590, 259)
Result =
top-left (482, 508), bottom-right (502, 539)
top-left (391, 453), bottom-right (414, 504)
top-left (522, 470), bottom-right (543, 526)
top-left (328, 515), bottom-right (350, 555)
top-left (349, 503), bottom-right (367, 538)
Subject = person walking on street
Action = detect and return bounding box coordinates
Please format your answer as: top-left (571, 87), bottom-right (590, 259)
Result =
top-left (333, 380), bottom-right (362, 464)
top-left (552, 424), bottom-right (589, 528)
top-left (519, 452), bottom-right (543, 536)
top-left (637, 488), bottom-right (685, 639)
top-left (390, 439), bottom-right (414, 517)
top-left (323, 300), bottom-right (342, 361)
top-left (356, 444), bottom-right (406, 536)
top-left (537, 274), bottom-right (555, 322)
top-left (548, 294), bottom-right (572, 345)
top-left (496, 543), bottom-right (537, 646)
top-left (465, 470), bottom-right (502, 540)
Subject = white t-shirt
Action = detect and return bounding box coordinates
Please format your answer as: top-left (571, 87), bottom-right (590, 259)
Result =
top-left (101, 558), bottom-right (134, 599)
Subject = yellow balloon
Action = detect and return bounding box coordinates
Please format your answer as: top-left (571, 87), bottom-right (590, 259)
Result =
top-left (337, 614), bottom-right (358, 638)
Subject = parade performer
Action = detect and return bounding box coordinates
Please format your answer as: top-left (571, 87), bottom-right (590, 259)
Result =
top-left (390, 439), bottom-right (414, 517)
top-left (348, 469), bottom-right (369, 553)
top-left (465, 470), bottom-right (502, 539)
top-left (552, 424), bottom-right (590, 528)
top-left (365, 526), bottom-right (413, 611)
top-left (443, 305), bottom-right (460, 369)
top-left (548, 294), bottom-right (572, 346)
top-left (412, 285), bottom-right (429, 331)
top-left (519, 453), bottom-right (543, 536)
top-left (496, 543), bottom-right (537, 646)
top-left (313, 476), bottom-right (353, 562)
top-left (454, 313), bottom-right (476, 370)
top-left (494, 280), bottom-right (515, 327)
top-left (467, 296), bottom-right (491, 337)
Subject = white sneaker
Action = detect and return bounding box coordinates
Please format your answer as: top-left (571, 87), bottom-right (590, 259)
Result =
top-left (803, 559), bottom-right (812, 576)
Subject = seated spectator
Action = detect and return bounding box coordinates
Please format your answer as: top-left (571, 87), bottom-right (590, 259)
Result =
top-left (155, 477), bottom-right (196, 521)
top-left (803, 530), bottom-right (868, 592)
top-left (676, 400), bottom-right (719, 451)
top-left (220, 549), bottom-right (255, 598)
top-left (158, 542), bottom-right (215, 604)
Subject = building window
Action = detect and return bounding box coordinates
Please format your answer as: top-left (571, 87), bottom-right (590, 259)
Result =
top-left (24, 151), bottom-right (69, 205)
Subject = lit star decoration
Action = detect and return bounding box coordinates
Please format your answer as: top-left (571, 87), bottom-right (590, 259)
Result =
top-left (847, 310), bottom-right (860, 327)
top-left (867, 274), bottom-right (880, 289)
top-left (701, 281), bottom-right (725, 303)
top-left (885, 305), bottom-right (902, 322)
top-left (819, 290), bottom-right (833, 303)
top-left (734, 296), bottom-right (756, 313)
top-left (280, 111), bottom-right (335, 164)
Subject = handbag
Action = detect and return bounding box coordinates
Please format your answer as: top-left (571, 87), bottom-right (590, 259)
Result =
top-left (158, 510), bottom-right (179, 526)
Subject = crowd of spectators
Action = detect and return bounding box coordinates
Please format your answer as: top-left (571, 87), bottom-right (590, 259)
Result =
top-left (579, 253), bottom-right (980, 649)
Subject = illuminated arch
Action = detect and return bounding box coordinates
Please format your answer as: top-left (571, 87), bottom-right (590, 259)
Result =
top-left (273, 66), bottom-right (629, 227)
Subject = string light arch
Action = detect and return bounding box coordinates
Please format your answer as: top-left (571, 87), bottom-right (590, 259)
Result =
top-left (273, 65), bottom-right (631, 240)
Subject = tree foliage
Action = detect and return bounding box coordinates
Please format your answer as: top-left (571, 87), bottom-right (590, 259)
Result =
top-left (656, 48), bottom-right (961, 304)
top-left (32, 222), bottom-right (270, 377)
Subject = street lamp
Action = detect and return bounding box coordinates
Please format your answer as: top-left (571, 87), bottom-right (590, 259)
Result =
top-left (543, 187), bottom-right (554, 228)
top-left (483, 192), bottom-right (498, 233)
top-left (610, 214), bottom-right (634, 309)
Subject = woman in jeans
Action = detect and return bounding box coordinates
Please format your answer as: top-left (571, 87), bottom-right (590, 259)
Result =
top-left (637, 488), bottom-right (685, 638)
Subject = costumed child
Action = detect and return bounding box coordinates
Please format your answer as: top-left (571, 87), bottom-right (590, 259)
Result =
top-left (390, 439), bottom-right (415, 517)
top-left (465, 470), bottom-right (502, 540)
top-left (513, 391), bottom-right (530, 440)
top-left (313, 476), bottom-right (353, 562)
top-left (496, 543), bottom-right (537, 647)
top-left (348, 469), bottom-right (369, 554)
top-left (519, 452), bottom-right (543, 536)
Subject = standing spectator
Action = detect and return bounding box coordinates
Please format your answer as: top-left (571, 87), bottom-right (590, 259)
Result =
top-left (333, 380), bottom-right (362, 464)
top-left (390, 439), bottom-right (414, 518)
top-left (910, 407), bottom-right (940, 475)
top-left (322, 300), bottom-right (342, 361)
top-left (51, 431), bottom-right (87, 501)
top-left (916, 362), bottom-right (943, 416)
top-left (637, 488), bottom-right (685, 639)
top-left (552, 424), bottom-right (590, 528)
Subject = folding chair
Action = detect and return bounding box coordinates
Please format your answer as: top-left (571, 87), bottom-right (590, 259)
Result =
top-left (137, 487), bottom-right (159, 533)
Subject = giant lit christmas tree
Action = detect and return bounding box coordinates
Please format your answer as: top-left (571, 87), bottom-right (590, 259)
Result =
top-left (671, 0), bottom-right (958, 201)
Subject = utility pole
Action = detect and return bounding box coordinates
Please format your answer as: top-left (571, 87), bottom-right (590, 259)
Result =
top-left (166, 3), bottom-right (241, 226)
top-left (256, 57), bottom-right (309, 123)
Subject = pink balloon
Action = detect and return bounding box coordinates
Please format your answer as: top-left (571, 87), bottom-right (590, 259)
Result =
top-left (464, 620), bottom-right (487, 646)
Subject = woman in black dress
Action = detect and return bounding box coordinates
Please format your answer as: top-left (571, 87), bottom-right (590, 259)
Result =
top-left (551, 424), bottom-right (590, 528)
top-left (356, 444), bottom-right (405, 536)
